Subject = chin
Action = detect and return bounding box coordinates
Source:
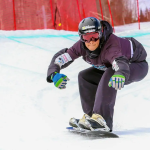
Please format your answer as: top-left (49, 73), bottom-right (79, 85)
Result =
top-left (89, 49), bottom-right (96, 51)
top-left (88, 47), bottom-right (96, 51)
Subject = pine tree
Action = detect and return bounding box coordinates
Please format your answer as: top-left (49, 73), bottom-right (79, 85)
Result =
top-left (140, 9), bottom-right (145, 22)
top-left (145, 7), bottom-right (149, 21)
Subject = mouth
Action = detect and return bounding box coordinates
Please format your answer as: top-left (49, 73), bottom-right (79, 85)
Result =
top-left (89, 44), bottom-right (96, 46)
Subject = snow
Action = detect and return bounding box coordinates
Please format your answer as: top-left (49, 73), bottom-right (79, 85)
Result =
top-left (0, 22), bottom-right (150, 150)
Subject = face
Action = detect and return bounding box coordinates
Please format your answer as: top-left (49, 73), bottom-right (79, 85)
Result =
top-left (85, 39), bottom-right (100, 51)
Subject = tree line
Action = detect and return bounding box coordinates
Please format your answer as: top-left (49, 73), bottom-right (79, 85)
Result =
top-left (98, 0), bottom-right (150, 26)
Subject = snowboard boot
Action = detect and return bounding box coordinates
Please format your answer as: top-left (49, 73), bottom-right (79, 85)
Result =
top-left (69, 114), bottom-right (91, 130)
top-left (78, 114), bottom-right (92, 130)
top-left (69, 118), bottom-right (79, 128)
top-left (87, 113), bottom-right (110, 131)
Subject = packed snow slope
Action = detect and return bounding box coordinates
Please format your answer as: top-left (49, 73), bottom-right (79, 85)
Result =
top-left (0, 22), bottom-right (150, 150)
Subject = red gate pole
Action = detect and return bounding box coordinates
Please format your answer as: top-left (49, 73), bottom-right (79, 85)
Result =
top-left (82, 2), bottom-right (86, 18)
top-left (99, 0), bottom-right (104, 20)
top-left (107, 0), bottom-right (115, 32)
top-left (50, 0), bottom-right (55, 29)
top-left (136, 0), bottom-right (140, 30)
top-left (76, 0), bottom-right (82, 21)
top-left (12, 0), bottom-right (16, 30)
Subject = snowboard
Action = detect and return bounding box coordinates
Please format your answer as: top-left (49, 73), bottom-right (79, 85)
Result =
top-left (66, 126), bottom-right (119, 138)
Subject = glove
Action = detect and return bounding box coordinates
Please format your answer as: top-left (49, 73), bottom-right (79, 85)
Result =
top-left (51, 72), bottom-right (69, 89)
top-left (108, 75), bottom-right (125, 90)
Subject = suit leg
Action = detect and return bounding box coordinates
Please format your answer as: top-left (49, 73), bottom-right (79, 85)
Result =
top-left (78, 67), bottom-right (104, 116)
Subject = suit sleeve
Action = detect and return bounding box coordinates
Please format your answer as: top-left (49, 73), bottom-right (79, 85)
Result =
top-left (105, 47), bottom-right (130, 81)
top-left (112, 56), bottom-right (130, 81)
top-left (46, 40), bottom-right (82, 83)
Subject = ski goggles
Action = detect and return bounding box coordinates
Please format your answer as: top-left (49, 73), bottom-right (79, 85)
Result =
top-left (81, 32), bottom-right (100, 43)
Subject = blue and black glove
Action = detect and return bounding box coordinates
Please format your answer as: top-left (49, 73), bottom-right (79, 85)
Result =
top-left (51, 72), bottom-right (69, 89)
top-left (108, 75), bottom-right (125, 90)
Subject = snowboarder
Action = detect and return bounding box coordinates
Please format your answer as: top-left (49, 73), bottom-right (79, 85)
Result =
top-left (46, 17), bottom-right (148, 132)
